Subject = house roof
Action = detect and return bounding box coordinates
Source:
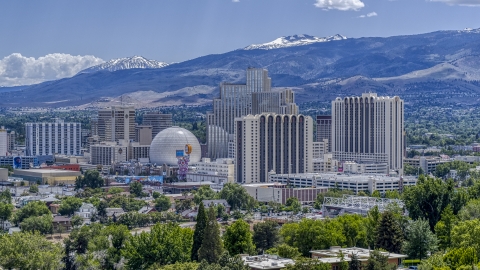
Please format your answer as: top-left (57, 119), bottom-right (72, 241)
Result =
top-left (202, 199), bottom-right (230, 208)
top-left (53, 216), bottom-right (71, 222)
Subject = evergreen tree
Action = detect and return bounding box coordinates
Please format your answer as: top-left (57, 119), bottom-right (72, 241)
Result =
top-left (192, 202), bottom-right (207, 261)
top-left (198, 207), bottom-right (223, 264)
top-left (223, 219), bottom-right (256, 256)
top-left (348, 253), bottom-right (362, 270)
top-left (375, 211), bottom-right (403, 253)
top-left (366, 250), bottom-right (396, 270)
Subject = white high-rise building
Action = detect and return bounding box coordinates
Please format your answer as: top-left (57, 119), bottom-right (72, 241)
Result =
top-left (207, 68), bottom-right (298, 159)
top-left (25, 120), bottom-right (82, 156)
top-left (235, 113), bottom-right (313, 184)
top-left (331, 93), bottom-right (404, 172)
top-left (0, 127), bottom-right (7, 156)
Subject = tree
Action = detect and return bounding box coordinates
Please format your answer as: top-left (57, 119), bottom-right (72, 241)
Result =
top-left (253, 220), bottom-right (280, 253)
top-left (13, 201), bottom-right (51, 225)
top-left (194, 185), bottom-right (217, 205)
top-left (97, 200), bottom-right (108, 218)
top-left (20, 214), bottom-right (53, 235)
top-left (435, 204), bottom-right (456, 250)
top-left (384, 190), bottom-right (401, 199)
top-left (348, 253), bottom-right (362, 270)
top-left (403, 175), bottom-right (454, 230)
top-left (0, 232), bottom-right (63, 270)
top-left (192, 202), bottom-right (207, 261)
top-left (365, 206), bottom-right (381, 249)
top-left (286, 197), bottom-right (302, 214)
top-left (0, 202), bottom-right (13, 231)
top-left (365, 250), bottom-right (396, 270)
top-left (108, 187), bottom-right (124, 195)
top-left (266, 244), bottom-right (302, 259)
top-left (153, 191), bottom-right (161, 199)
top-left (284, 257), bottom-right (331, 270)
top-left (375, 211), bottom-right (403, 253)
top-left (451, 187), bottom-right (469, 215)
top-left (155, 194), bottom-right (172, 211)
top-left (218, 183), bottom-right (256, 211)
top-left (59, 196), bottom-right (83, 216)
top-left (403, 218), bottom-right (438, 259)
top-left (29, 184), bottom-right (39, 193)
top-left (418, 252), bottom-right (449, 270)
top-left (198, 206), bottom-right (223, 263)
top-left (450, 219), bottom-right (480, 259)
top-left (130, 181), bottom-right (144, 197)
top-left (371, 190), bottom-right (381, 198)
top-left (443, 247), bottom-right (479, 270)
top-left (71, 215), bottom-right (83, 228)
top-left (458, 198), bottom-right (480, 221)
top-left (0, 189), bottom-right (12, 204)
top-left (160, 262), bottom-right (199, 270)
top-left (122, 222), bottom-right (193, 269)
top-left (75, 170), bottom-right (104, 190)
top-left (224, 219), bottom-right (256, 256)
top-left (337, 214), bottom-right (367, 248)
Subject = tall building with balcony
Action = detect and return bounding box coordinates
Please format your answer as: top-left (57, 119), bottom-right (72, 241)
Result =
top-left (0, 127), bottom-right (7, 156)
top-left (235, 113), bottom-right (313, 184)
top-left (316, 115), bottom-right (332, 152)
top-left (207, 68), bottom-right (298, 159)
top-left (25, 121), bottom-right (82, 156)
top-left (331, 93), bottom-right (404, 172)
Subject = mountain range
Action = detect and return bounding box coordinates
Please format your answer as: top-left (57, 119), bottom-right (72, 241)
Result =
top-left (2, 29), bottom-right (480, 108)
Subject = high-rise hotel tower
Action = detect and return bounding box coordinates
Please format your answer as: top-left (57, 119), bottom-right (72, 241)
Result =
top-left (207, 68), bottom-right (298, 159)
top-left (331, 93), bottom-right (404, 172)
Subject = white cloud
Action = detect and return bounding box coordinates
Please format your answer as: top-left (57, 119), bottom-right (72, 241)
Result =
top-left (314, 0), bottom-right (365, 11)
top-left (428, 0), bottom-right (480, 6)
top-left (358, 11), bottom-right (378, 18)
top-left (0, 53), bottom-right (104, 87)
top-left (232, 0), bottom-right (240, 2)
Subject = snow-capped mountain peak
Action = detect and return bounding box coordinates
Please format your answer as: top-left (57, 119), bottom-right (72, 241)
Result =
top-left (79, 56), bottom-right (169, 73)
top-left (243, 34), bottom-right (347, 50)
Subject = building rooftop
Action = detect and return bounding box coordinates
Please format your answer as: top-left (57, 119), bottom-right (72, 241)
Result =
top-left (241, 254), bottom-right (294, 270)
top-left (311, 247), bottom-right (407, 263)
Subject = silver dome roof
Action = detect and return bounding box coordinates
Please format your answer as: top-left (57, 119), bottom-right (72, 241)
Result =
top-left (149, 126), bottom-right (201, 166)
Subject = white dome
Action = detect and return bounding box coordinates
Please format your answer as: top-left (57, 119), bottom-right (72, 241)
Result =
top-left (150, 127), bottom-right (201, 166)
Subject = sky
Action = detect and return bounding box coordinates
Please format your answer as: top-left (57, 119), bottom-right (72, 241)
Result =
top-left (1, 0), bottom-right (479, 86)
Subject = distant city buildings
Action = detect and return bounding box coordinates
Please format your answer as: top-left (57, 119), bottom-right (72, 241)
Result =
top-left (331, 93), bottom-right (404, 173)
top-left (207, 68), bottom-right (299, 159)
top-left (25, 121), bottom-right (82, 156)
top-left (316, 115), bottom-right (331, 152)
top-left (235, 113), bottom-right (313, 184)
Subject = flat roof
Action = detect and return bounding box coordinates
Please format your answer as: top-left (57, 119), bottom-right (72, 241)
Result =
top-left (15, 169), bottom-right (80, 174)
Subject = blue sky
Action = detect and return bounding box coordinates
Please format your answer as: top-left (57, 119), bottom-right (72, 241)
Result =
top-left (0, 0), bottom-right (479, 86)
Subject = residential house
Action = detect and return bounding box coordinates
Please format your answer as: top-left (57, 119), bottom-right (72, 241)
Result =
top-left (52, 216), bottom-right (72, 232)
top-left (202, 199), bottom-right (231, 214)
top-left (138, 206), bottom-right (157, 214)
top-left (75, 203), bottom-right (97, 220)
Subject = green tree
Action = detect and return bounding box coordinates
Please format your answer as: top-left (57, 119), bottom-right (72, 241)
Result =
top-left (418, 252), bottom-right (449, 270)
top-left (384, 190), bottom-right (401, 199)
top-left (97, 200), bottom-right (108, 218)
top-left (371, 190), bottom-right (381, 198)
top-left (192, 202), bottom-right (207, 261)
top-left (266, 244), bottom-right (302, 259)
top-left (403, 175), bottom-right (454, 230)
top-left (286, 197), bottom-right (302, 214)
top-left (198, 207), bottom-right (223, 263)
top-left (365, 250), bottom-right (396, 270)
top-left (122, 222), bottom-right (193, 269)
top-left (160, 262), bottom-right (199, 270)
top-left (458, 198), bottom-right (480, 220)
top-left (450, 219), bottom-right (480, 259)
top-left (253, 220), bottom-right (280, 253)
top-left (365, 206), bottom-right (381, 249)
top-left (348, 253), bottom-right (362, 270)
top-left (435, 204), bottom-right (457, 250)
top-left (337, 214), bottom-right (367, 247)
top-left (224, 219), bottom-right (256, 256)
top-left (0, 201), bottom-right (13, 231)
top-left (20, 214), bottom-right (53, 235)
top-left (0, 189), bottom-right (12, 203)
top-left (450, 187), bottom-right (469, 215)
top-left (218, 183), bottom-right (256, 211)
top-left (155, 194), bottom-right (172, 211)
top-left (130, 181), bottom-right (144, 197)
top-left (71, 215), bottom-right (83, 228)
top-left (403, 218), bottom-right (438, 259)
top-left (375, 211), bottom-right (403, 253)
top-left (0, 232), bottom-right (63, 270)
top-left (59, 196), bottom-right (83, 216)
top-left (75, 170), bottom-right (104, 190)
top-left (284, 257), bottom-right (331, 270)
top-left (108, 187), bottom-right (124, 195)
top-left (13, 201), bottom-right (51, 225)
top-left (29, 184), bottom-right (39, 193)
top-left (444, 247), bottom-right (478, 270)
top-left (194, 185), bottom-right (217, 205)
top-left (153, 191), bottom-right (161, 199)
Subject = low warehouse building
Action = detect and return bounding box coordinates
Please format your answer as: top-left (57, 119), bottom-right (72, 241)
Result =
top-left (12, 169), bottom-right (81, 185)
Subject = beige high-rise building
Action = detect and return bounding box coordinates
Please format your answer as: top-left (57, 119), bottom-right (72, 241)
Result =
top-left (331, 93), bottom-right (404, 172)
top-left (135, 125), bottom-right (153, 145)
top-left (97, 106), bottom-right (135, 142)
top-left (235, 113), bottom-right (313, 184)
top-left (142, 112), bottom-right (172, 137)
top-left (207, 68), bottom-right (299, 159)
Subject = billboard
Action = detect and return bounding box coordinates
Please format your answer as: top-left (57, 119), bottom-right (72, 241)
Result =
top-left (176, 150), bottom-right (184, 157)
top-left (338, 162), bottom-right (344, 173)
top-left (13, 156), bottom-right (22, 169)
